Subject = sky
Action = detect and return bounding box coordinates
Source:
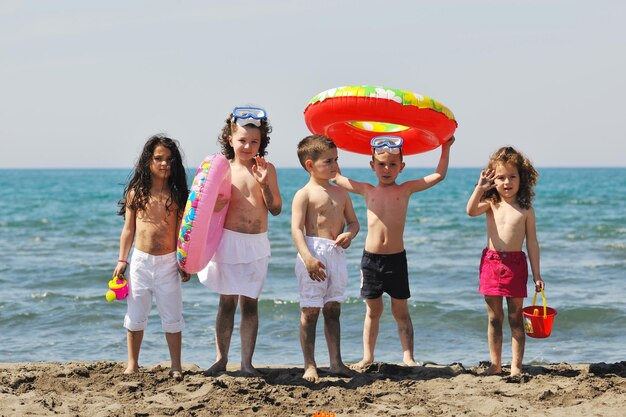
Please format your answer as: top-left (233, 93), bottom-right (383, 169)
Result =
top-left (1, 0), bottom-right (624, 169)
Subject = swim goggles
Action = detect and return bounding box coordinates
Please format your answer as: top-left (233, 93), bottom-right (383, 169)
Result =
top-left (370, 136), bottom-right (403, 155)
top-left (232, 106), bottom-right (267, 127)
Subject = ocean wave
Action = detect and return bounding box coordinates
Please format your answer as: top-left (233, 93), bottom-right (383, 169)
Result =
top-left (568, 199), bottom-right (599, 205)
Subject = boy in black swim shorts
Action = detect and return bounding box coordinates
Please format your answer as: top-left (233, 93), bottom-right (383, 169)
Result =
top-left (333, 135), bottom-right (454, 369)
top-left (360, 250), bottom-right (410, 299)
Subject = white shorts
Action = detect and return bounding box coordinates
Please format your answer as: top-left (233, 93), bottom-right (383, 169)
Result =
top-left (198, 229), bottom-right (270, 299)
top-left (295, 236), bottom-right (348, 308)
top-left (124, 249), bottom-right (185, 333)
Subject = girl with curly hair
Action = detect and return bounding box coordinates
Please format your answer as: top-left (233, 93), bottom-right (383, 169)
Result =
top-left (199, 107), bottom-right (282, 376)
top-left (114, 134), bottom-right (190, 380)
top-left (466, 146), bottom-right (545, 377)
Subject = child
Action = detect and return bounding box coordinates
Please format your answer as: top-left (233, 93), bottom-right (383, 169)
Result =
top-left (291, 134), bottom-right (360, 382)
top-left (198, 106), bottom-right (282, 376)
top-left (332, 135), bottom-right (454, 369)
top-left (113, 134), bottom-right (190, 380)
top-left (466, 146), bottom-right (544, 376)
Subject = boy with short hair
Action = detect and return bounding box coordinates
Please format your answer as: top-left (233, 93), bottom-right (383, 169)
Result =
top-left (291, 134), bottom-right (360, 382)
top-left (332, 135), bottom-right (454, 369)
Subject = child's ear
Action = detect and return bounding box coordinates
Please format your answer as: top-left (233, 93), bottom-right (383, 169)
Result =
top-left (400, 161), bottom-right (406, 172)
top-left (304, 159), bottom-right (314, 172)
top-left (369, 160), bottom-right (375, 171)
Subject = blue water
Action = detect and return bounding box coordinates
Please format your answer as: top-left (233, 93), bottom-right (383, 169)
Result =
top-left (1, 168), bottom-right (625, 368)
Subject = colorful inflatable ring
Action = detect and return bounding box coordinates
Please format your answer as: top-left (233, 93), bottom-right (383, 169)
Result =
top-left (177, 153), bottom-right (231, 274)
top-left (303, 86), bottom-right (457, 156)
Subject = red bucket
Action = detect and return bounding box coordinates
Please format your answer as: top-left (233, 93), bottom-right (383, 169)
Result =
top-left (522, 289), bottom-right (557, 338)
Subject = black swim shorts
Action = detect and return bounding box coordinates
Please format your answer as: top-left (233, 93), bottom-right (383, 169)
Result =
top-left (360, 250), bottom-right (410, 299)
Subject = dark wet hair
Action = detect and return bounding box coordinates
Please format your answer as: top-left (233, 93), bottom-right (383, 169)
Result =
top-left (117, 134), bottom-right (189, 217)
top-left (218, 113), bottom-right (272, 161)
top-left (296, 134), bottom-right (337, 170)
top-left (484, 146), bottom-right (538, 209)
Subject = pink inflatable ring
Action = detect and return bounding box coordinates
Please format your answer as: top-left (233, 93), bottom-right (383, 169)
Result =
top-left (177, 153), bottom-right (231, 274)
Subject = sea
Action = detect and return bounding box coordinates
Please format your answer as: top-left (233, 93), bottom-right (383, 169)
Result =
top-left (1, 168), bottom-right (624, 368)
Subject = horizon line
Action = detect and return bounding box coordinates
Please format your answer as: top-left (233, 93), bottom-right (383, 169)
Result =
top-left (2, 166), bottom-right (625, 170)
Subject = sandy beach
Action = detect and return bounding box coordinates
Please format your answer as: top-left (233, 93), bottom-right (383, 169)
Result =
top-left (1, 361), bottom-right (624, 416)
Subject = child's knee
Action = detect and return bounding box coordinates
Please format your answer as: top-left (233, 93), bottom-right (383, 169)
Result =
top-left (219, 296), bottom-right (238, 313)
top-left (301, 307), bottom-right (321, 321)
top-left (365, 298), bottom-right (384, 317)
top-left (366, 306), bottom-right (383, 319)
top-left (508, 313), bottom-right (524, 329)
top-left (488, 315), bottom-right (504, 328)
top-left (240, 298), bottom-right (259, 317)
top-left (322, 302), bottom-right (340, 317)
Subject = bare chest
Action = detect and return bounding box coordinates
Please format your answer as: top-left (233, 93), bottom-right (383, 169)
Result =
top-left (225, 171), bottom-right (268, 233)
top-left (135, 200), bottom-right (179, 254)
top-left (367, 189), bottom-right (408, 222)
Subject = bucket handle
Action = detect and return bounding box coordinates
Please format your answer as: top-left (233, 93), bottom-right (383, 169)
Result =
top-left (531, 289), bottom-right (548, 318)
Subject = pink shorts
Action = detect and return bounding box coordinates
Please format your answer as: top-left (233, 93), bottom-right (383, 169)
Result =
top-left (479, 248), bottom-right (528, 298)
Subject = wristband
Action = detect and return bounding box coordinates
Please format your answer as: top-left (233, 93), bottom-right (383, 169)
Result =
top-left (117, 259), bottom-right (129, 264)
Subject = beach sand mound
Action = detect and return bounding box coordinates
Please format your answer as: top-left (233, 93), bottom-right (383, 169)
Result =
top-left (1, 361), bottom-right (625, 416)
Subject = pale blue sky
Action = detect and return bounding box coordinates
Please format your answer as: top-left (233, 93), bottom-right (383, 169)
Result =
top-left (1, 0), bottom-right (624, 168)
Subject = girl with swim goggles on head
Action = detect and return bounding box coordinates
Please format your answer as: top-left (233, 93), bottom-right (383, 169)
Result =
top-left (228, 106), bottom-right (270, 157)
top-left (370, 136), bottom-right (403, 155)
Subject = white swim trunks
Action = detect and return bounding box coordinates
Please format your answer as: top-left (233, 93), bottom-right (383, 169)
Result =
top-left (124, 249), bottom-right (185, 333)
top-left (198, 229), bottom-right (271, 299)
top-left (295, 236), bottom-right (348, 308)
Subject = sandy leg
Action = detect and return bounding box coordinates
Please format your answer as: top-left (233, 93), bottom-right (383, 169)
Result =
top-left (484, 296), bottom-right (504, 376)
top-left (205, 295), bottom-right (238, 376)
top-left (301, 307), bottom-right (321, 382)
top-left (125, 330), bottom-right (143, 374)
top-left (165, 331), bottom-right (183, 380)
top-left (507, 297), bottom-right (526, 376)
top-left (351, 297), bottom-right (383, 370)
top-left (239, 296), bottom-right (260, 376)
top-left (391, 298), bottom-right (417, 367)
top-left (322, 302), bottom-right (355, 378)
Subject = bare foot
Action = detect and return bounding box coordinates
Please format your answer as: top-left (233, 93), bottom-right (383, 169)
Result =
top-left (303, 365), bottom-right (319, 383)
top-left (510, 366), bottom-right (522, 376)
top-left (329, 363), bottom-right (356, 378)
top-left (403, 359), bottom-right (418, 367)
top-left (169, 369), bottom-right (184, 381)
top-left (482, 364), bottom-right (502, 375)
top-left (124, 365), bottom-right (139, 374)
top-left (204, 360), bottom-right (227, 376)
top-left (240, 364), bottom-right (261, 377)
top-left (349, 359), bottom-right (373, 371)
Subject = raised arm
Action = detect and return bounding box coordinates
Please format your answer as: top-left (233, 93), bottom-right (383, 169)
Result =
top-left (406, 136), bottom-right (454, 193)
top-left (291, 189), bottom-right (327, 281)
top-left (334, 191), bottom-right (360, 249)
top-left (253, 156), bottom-right (282, 216)
top-left (466, 169), bottom-right (494, 216)
top-left (331, 172), bottom-right (371, 196)
top-left (525, 207), bottom-right (544, 291)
